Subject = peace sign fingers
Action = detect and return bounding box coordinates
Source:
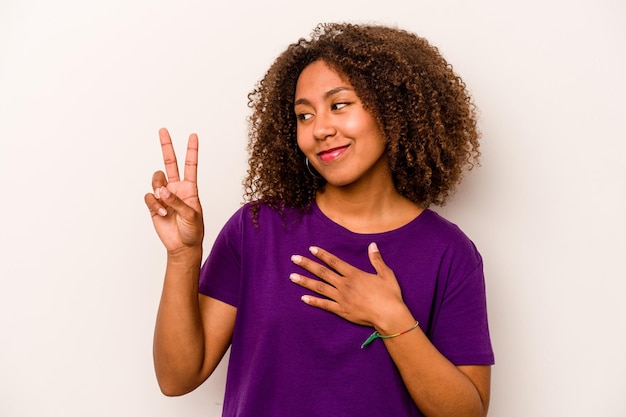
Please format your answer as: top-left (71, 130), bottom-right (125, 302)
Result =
top-left (147, 128), bottom-right (204, 252)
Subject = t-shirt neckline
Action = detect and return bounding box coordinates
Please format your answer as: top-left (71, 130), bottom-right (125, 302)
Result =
top-left (310, 199), bottom-right (430, 238)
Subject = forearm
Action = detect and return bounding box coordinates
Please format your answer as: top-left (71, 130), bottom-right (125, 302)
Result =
top-left (153, 247), bottom-right (206, 395)
top-left (378, 310), bottom-right (489, 417)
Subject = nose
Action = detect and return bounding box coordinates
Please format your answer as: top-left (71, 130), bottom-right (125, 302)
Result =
top-left (312, 112), bottom-right (337, 141)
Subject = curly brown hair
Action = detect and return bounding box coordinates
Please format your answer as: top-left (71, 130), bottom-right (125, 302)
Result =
top-left (244, 22), bottom-right (480, 218)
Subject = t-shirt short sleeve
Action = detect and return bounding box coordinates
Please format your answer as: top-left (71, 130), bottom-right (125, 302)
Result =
top-left (429, 242), bottom-right (494, 365)
top-left (198, 208), bottom-right (244, 307)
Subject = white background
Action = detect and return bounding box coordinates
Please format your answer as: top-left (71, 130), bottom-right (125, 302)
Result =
top-left (1, 0), bottom-right (625, 416)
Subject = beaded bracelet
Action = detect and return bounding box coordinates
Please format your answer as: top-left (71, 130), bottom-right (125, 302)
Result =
top-left (360, 321), bottom-right (420, 348)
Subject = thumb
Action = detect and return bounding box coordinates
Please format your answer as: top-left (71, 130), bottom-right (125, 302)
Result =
top-left (159, 186), bottom-right (196, 219)
top-left (368, 242), bottom-right (390, 276)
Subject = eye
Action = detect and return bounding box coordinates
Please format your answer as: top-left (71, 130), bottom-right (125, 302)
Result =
top-left (331, 102), bottom-right (349, 111)
top-left (297, 112), bottom-right (313, 122)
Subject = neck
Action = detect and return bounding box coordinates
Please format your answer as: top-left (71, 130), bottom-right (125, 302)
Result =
top-left (315, 182), bottom-right (423, 234)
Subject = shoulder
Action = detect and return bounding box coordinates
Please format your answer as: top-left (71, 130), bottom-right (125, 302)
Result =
top-left (223, 200), bottom-right (309, 232)
top-left (418, 209), bottom-right (482, 264)
top-left (420, 210), bottom-right (476, 245)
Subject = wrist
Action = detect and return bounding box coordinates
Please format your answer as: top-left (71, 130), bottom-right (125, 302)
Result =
top-left (167, 245), bottom-right (202, 265)
top-left (361, 320), bottom-right (420, 348)
top-left (373, 304), bottom-right (416, 336)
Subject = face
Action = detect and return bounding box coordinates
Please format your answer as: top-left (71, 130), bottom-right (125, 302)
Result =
top-left (294, 60), bottom-right (389, 189)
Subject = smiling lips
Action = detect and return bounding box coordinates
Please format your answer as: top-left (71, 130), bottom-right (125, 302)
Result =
top-left (318, 145), bottom-right (349, 162)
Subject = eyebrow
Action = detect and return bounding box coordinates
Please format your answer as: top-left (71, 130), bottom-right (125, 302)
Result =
top-left (294, 86), bottom-right (354, 106)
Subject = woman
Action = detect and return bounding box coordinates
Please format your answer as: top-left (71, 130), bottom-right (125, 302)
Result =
top-left (145, 22), bottom-right (494, 417)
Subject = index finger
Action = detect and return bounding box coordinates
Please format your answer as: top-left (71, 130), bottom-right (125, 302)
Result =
top-left (308, 246), bottom-right (353, 277)
top-left (159, 128), bottom-right (180, 182)
top-left (183, 133), bottom-right (199, 183)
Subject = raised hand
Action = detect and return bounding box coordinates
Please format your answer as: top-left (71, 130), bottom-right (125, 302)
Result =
top-left (144, 128), bottom-right (204, 254)
top-left (289, 243), bottom-right (412, 331)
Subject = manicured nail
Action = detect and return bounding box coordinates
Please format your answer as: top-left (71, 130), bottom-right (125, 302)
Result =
top-left (289, 273), bottom-right (300, 282)
top-left (301, 295), bottom-right (311, 303)
top-left (309, 246), bottom-right (318, 255)
top-left (369, 242), bottom-right (379, 253)
top-left (291, 255), bottom-right (302, 264)
top-left (160, 187), bottom-right (170, 198)
top-left (154, 188), bottom-right (161, 199)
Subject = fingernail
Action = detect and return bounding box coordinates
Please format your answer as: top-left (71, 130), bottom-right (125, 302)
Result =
top-left (158, 208), bottom-right (167, 217)
top-left (291, 255), bottom-right (302, 264)
top-left (301, 295), bottom-right (311, 303)
top-left (369, 242), bottom-right (379, 253)
top-left (160, 187), bottom-right (170, 198)
top-left (289, 273), bottom-right (300, 282)
top-left (155, 188), bottom-right (161, 199)
top-left (309, 246), bottom-right (318, 255)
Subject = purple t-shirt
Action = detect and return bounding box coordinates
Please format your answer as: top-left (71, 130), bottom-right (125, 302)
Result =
top-left (199, 201), bottom-right (494, 417)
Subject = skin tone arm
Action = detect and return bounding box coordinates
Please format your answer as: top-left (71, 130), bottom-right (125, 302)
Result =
top-left (144, 128), bottom-right (236, 396)
top-left (290, 243), bottom-right (490, 417)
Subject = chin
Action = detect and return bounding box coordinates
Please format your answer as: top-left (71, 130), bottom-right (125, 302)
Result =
top-left (322, 177), bottom-right (358, 188)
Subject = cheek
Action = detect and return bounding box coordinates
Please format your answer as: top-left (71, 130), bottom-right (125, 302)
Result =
top-left (296, 130), bottom-right (312, 153)
top-left (342, 117), bottom-right (361, 133)
top-left (346, 113), bottom-right (378, 136)
top-left (296, 134), bottom-right (303, 150)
